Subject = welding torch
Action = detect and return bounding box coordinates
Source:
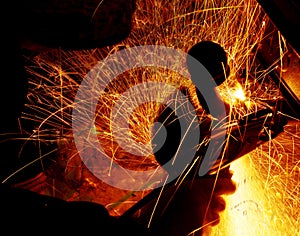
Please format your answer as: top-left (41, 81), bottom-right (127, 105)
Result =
top-left (120, 90), bottom-right (288, 223)
top-left (206, 97), bottom-right (288, 175)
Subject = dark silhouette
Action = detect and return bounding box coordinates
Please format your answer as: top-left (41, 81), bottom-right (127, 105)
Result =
top-left (141, 41), bottom-right (236, 235)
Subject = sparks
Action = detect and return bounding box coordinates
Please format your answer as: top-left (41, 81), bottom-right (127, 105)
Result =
top-left (17, 0), bottom-right (299, 235)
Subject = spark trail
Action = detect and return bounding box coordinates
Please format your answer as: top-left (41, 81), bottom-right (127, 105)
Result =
top-left (20, 0), bottom-right (299, 235)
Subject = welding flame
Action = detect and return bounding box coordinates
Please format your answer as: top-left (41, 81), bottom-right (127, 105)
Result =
top-left (232, 84), bottom-right (246, 102)
top-left (231, 83), bottom-right (253, 110)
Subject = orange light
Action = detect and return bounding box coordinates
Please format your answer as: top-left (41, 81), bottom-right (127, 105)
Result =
top-left (232, 84), bottom-right (246, 102)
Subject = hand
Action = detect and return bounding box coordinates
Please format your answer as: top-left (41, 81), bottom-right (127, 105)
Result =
top-left (149, 167), bottom-right (236, 236)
